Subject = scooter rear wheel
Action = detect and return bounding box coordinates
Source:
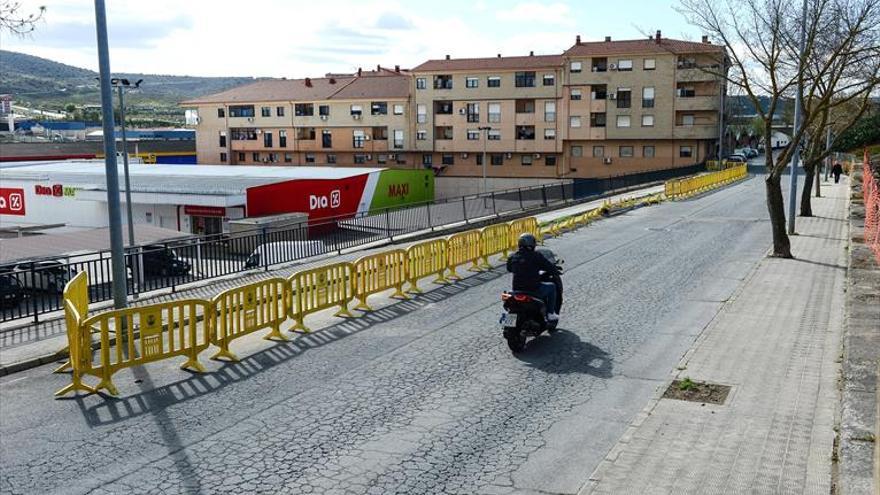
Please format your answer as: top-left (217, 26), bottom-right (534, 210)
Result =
top-left (506, 333), bottom-right (526, 353)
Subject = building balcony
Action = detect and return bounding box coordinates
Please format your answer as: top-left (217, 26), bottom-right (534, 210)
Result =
top-left (434, 140), bottom-right (456, 152)
top-left (589, 99), bottom-right (607, 113)
top-left (676, 95), bottom-right (720, 112)
top-left (676, 67), bottom-right (720, 82)
top-left (673, 125), bottom-right (718, 140)
top-left (434, 114), bottom-right (456, 127)
top-left (589, 127), bottom-right (606, 140)
top-left (230, 140), bottom-right (267, 151)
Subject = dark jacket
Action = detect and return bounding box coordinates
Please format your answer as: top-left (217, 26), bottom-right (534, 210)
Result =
top-left (506, 248), bottom-right (558, 292)
top-left (832, 163), bottom-right (843, 175)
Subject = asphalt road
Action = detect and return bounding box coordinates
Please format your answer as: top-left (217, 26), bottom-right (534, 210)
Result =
top-left (0, 172), bottom-right (775, 495)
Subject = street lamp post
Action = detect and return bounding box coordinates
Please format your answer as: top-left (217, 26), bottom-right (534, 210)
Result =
top-left (478, 126), bottom-right (492, 195)
top-left (111, 78), bottom-right (142, 248)
top-left (787, 0), bottom-right (809, 234)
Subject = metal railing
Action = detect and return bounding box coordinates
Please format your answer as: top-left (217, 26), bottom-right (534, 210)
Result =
top-left (0, 166), bottom-right (701, 324)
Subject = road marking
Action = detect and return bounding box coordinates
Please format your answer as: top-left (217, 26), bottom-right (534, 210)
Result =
top-left (0, 376), bottom-right (28, 386)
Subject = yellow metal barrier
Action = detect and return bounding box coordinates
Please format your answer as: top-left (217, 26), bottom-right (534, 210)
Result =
top-left (353, 250), bottom-right (408, 311)
top-left (479, 223), bottom-right (512, 269)
top-left (55, 272), bottom-right (95, 396)
top-left (212, 278), bottom-right (287, 361)
top-left (405, 239), bottom-right (448, 292)
top-left (665, 165), bottom-right (747, 199)
top-left (447, 230), bottom-right (482, 279)
top-left (510, 217), bottom-right (540, 244)
top-left (288, 262), bottom-right (355, 332)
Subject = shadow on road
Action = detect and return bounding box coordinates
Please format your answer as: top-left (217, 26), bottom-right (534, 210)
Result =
top-left (72, 268), bottom-right (508, 426)
top-left (515, 329), bottom-right (613, 378)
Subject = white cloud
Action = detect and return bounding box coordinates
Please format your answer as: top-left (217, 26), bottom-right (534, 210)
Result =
top-left (496, 2), bottom-right (575, 26)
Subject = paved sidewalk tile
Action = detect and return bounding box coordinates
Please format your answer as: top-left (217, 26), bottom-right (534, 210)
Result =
top-left (580, 180), bottom-right (850, 495)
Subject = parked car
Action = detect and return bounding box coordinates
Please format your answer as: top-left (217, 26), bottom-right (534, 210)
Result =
top-left (245, 241), bottom-right (325, 269)
top-left (138, 245), bottom-right (191, 278)
top-left (0, 272), bottom-right (25, 308)
top-left (725, 154), bottom-right (748, 164)
top-left (743, 147), bottom-right (759, 158)
top-left (9, 260), bottom-right (75, 293)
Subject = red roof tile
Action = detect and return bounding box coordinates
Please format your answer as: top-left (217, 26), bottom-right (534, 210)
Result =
top-left (412, 54), bottom-right (564, 72)
top-left (564, 37), bottom-right (725, 57)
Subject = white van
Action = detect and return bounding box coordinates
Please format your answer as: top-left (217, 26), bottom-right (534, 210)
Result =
top-left (244, 241), bottom-right (326, 269)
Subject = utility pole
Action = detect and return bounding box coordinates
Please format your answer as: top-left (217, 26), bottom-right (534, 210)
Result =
top-left (478, 126), bottom-right (492, 195)
top-left (816, 124), bottom-right (831, 197)
top-left (824, 125), bottom-right (832, 182)
top-left (115, 83), bottom-right (135, 247)
top-left (787, 0), bottom-right (808, 234)
top-left (94, 0), bottom-right (128, 309)
top-left (718, 73), bottom-right (725, 160)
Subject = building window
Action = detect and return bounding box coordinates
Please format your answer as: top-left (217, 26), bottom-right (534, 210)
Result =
top-left (491, 154), bottom-right (504, 165)
top-left (644, 58), bottom-right (656, 70)
top-left (592, 146), bottom-right (604, 157)
top-left (217, 108), bottom-right (225, 118)
top-left (616, 115), bottom-right (631, 128)
top-left (263, 131), bottom-right (273, 147)
top-left (353, 130), bottom-right (366, 148)
top-left (682, 114), bottom-right (695, 126)
top-left (354, 154), bottom-right (367, 164)
top-left (616, 88), bottom-right (632, 108)
top-left (466, 77), bottom-right (479, 88)
top-left (417, 104), bottom-right (427, 124)
top-left (350, 104), bottom-right (363, 116)
top-left (571, 146), bottom-right (583, 157)
top-left (442, 154), bottom-right (454, 165)
top-left (229, 105), bottom-right (255, 118)
top-left (322, 129), bottom-right (332, 148)
top-left (327, 154), bottom-right (336, 164)
top-left (434, 75), bottom-right (453, 89)
top-left (376, 154), bottom-right (388, 165)
top-left (545, 155), bottom-right (557, 166)
top-left (422, 154), bottom-right (433, 166)
top-left (434, 101), bottom-right (453, 114)
top-left (296, 127), bottom-right (316, 140)
top-left (261, 106), bottom-right (271, 117)
top-left (617, 59), bottom-right (633, 71)
top-left (515, 99), bottom-right (535, 113)
top-left (295, 103), bottom-right (314, 116)
top-left (371, 101), bottom-right (388, 115)
top-left (476, 154), bottom-right (483, 166)
top-left (393, 104), bottom-right (404, 115)
top-left (268, 152), bottom-right (278, 163)
top-left (319, 105), bottom-right (330, 116)
top-left (232, 129), bottom-right (257, 140)
top-left (279, 130), bottom-right (287, 147)
top-left (544, 101), bottom-right (556, 122)
top-left (284, 153), bottom-right (293, 163)
top-left (643, 145), bottom-right (655, 157)
top-left (219, 131), bottom-right (227, 147)
top-left (466, 102), bottom-right (480, 122)
top-left (543, 74), bottom-right (555, 86)
top-left (516, 125), bottom-right (535, 140)
top-left (488, 103), bottom-right (501, 123)
top-left (304, 153), bottom-right (314, 163)
top-left (642, 115), bottom-right (654, 127)
top-left (372, 126), bottom-right (388, 140)
top-left (417, 129), bottom-right (427, 140)
top-left (678, 86), bottom-right (696, 97)
top-left (393, 130), bottom-right (404, 149)
top-left (571, 89), bottom-right (582, 101)
top-left (276, 106), bottom-right (285, 117)
top-left (220, 152), bottom-right (227, 162)
top-left (544, 128), bottom-right (556, 140)
top-left (592, 57), bottom-right (608, 72)
top-left (237, 152), bottom-right (245, 162)
top-left (570, 116), bottom-right (582, 128)
top-left (252, 152), bottom-right (260, 161)
top-left (416, 78), bottom-right (426, 89)
top-left (570, 61), bottom-right (582, 73)
top-left (521, 155), bottom-right (533, 166)
top-left (435, 126), bottom-right (453, 140)
top-left (467, 129), bottom-right (480, 140)
top-left (678, 56), bottom-right (697, 69)
top-left (642, 87), bottom-right (655, 108)
top-left (488, 129), bottom-right (501, 140)
top-left (487, 76), bottom-right (501, 87)
top-left (680, 146), bottom-right (693, 157)
top-left (620, 146), bottom-right (634, 157)
top-left (515, 71), bottom-right (536, 87)
top-left (590, 113), bottom-right (606, 127)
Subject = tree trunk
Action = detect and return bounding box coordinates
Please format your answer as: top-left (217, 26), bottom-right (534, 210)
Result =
top-left (766, 174), bottom-right (793, 258)
top-left (800, 165), bottom-right (814, 217)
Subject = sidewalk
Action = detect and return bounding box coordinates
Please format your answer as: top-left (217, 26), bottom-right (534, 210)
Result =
top-left (580, 179), bottom-right (851, 494)
top-left (0, 183), bottom-right (664, 376)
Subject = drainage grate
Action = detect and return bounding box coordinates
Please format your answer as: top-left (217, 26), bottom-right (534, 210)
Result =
top-left (662, 379), bottom-right (731, 405)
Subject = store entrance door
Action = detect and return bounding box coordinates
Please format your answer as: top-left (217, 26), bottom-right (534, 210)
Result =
top-left (191, 216), bottom-right (222, 236)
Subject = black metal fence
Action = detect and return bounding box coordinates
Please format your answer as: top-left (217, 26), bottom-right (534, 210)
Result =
top-left (0, 165), bottom-right (701, 324)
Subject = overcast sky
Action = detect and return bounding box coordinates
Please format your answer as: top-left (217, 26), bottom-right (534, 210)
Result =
top-left (1, 0), bottom-right (705, 78)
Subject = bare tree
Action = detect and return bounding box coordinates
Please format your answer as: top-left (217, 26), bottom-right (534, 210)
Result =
top-left (0, 1), bottom-right (45, 36)
top-left (678, 0), bottom-right (880, 258)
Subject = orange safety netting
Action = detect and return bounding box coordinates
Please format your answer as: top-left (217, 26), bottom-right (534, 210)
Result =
top-left (863, 150), bottom-right (880, 265)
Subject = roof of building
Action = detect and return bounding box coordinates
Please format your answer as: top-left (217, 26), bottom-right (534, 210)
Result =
top-left (564, 36), bottom-right (725, 57)
top-left (180, 68), bottom-right (410, 105)
top-left (0, 161), bottom-right (383, 196)
top-left (411, 54), bottom-right (564, 72)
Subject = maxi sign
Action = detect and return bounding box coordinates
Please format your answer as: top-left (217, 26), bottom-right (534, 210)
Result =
top-left (0, 188), bottom-right (26, 216)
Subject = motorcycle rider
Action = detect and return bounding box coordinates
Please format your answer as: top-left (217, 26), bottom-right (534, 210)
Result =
top-left (506, 233), bottom-right (560, 321)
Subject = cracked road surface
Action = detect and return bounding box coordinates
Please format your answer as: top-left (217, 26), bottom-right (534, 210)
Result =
top-left (1, 175), bottom-right (770, 495)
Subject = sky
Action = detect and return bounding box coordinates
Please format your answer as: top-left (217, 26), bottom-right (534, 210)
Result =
top-left (1, 0), bottom-right (706, 78)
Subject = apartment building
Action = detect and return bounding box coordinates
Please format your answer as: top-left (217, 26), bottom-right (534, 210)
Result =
top-left (181, 67), bottom-right (413, 167)
top-left (562, 32), bottom-right (725, 177)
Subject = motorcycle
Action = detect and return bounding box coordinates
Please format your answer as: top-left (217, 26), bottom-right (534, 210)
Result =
top-left (500, 247), bottom-right (563, 353)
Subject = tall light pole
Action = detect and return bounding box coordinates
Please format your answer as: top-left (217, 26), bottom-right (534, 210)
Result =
top-left (112, 78), bottom-right (142, 247)
top-left (478, 126), bottom-right (492, 195)
top-left (94, 0), bottom-right (128, 309)
top-left (787, 0), bottom-right (809, 234)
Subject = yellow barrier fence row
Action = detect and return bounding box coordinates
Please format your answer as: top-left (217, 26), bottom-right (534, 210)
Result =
top-left (405, 238), bottom-right (448, 293)
top-left (214, 278), bottom-right (288, 361)
top-left (480, 223), bottom-right (512, 269)
top-left (447, 230), bottom-right (482, 279)
top-left (289, 262), bottom-right (355, 333)
top-left (354, 250), bottom-right (409, 311)
top-left (665, 165), bottom-right (748, 200)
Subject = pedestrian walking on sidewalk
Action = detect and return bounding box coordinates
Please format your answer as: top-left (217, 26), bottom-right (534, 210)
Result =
top-left (832, 162), bottom-right (843, 183)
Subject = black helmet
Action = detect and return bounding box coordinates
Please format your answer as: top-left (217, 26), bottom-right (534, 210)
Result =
top-left (518, 233), bottom-right (537, 251)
